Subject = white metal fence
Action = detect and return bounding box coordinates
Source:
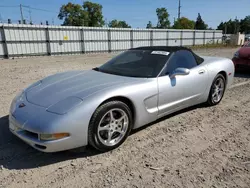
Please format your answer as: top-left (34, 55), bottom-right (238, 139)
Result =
top-left (0, 24), bottom-right (223, 58)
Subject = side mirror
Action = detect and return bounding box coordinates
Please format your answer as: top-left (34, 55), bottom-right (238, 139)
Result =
top-left (169, 67), bottom-right (190, 79)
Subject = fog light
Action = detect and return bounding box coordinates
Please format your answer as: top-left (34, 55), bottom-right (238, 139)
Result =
top-left (40, 133), bottom-right (70, 141)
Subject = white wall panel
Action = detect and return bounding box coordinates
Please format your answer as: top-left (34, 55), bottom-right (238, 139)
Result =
top-left (111, 41), bottom-right (130, 50)
top-left (153, 31), bottom-right (166, 39)
top-left (133, 31), bottom-right (150, 40)
top-left (5, 28), bottom-right (47, 41)
top-left (182, 32), bottom-right (193, 39)
top-left (195, 39), bottom-right (204, 45)
top-left (168, 39), bottom-right (181, 46)
top-left (168, 32), bottom-right (181, 39)
top-left (84, 30), bottom-right (108, 40)
top-left (51, 42), bottom-right (81, 53)
top-left (215, 32), bottom-right (222, 38)
top-left (182, 39), bottom-right (193, 46)
top-left (195, 32), bottom-right (204, 39)
top-left (85, 41), bottom-right (108, 51)
top-left (0, 44), bottom-right (4, 55)
top-left (111, 31), bottom-right (130, 40)
top-left (205, 39), bottom-right (214, 44)
top-left (133, 40), bottom-right (150, 48)
top-left (8, 43), bottom-right (47, 55)
top-left (205, 32), bottom-right (213, 38)
top-left (153, 40), bottom-right (166, 46)
top-left (0, 30), bottom-right (2, 42)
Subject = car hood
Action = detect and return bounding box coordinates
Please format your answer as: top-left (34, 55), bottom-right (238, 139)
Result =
top-left (26, 70), bottom-right (138, 108)
top-left (239, 47), bottom-right (250, 58)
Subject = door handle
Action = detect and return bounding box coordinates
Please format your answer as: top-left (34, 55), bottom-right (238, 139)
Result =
top-left (198, 70), bottom-right (205, 74)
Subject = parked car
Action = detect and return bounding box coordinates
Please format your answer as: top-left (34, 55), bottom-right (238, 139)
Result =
top-left (245, 34), bottom-right (250, 41)
top-left (232, 41), bottom-right (250, 70)
top-left (9, 46), bottom-right (235, 153)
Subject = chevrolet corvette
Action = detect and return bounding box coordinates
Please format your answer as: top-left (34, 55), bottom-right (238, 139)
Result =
top-left (9, 46), bottom-right (235, 152)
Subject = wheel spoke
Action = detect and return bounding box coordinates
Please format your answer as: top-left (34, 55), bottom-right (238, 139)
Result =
top-left (212, 92), bottom-right (217, 98)
top-left (107, 131), bottom-right (113, 142)
top-left (215, 94), bottom-right (220, 101)
top-left (117, 115), bottom-right (125, 124)
top-left (109, 110), bottom-right (115, 122)
top-left (98, 124), bottom-right (110, 132)
top-left (115, 129), bottom-right (124, 135)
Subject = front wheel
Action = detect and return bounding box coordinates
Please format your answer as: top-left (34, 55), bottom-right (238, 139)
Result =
top-left (88, 101), bottom-right (133, 152)
top-left (207, 74), bottom-right (226, 106)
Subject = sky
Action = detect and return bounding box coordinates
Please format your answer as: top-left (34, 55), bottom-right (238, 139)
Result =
top-left (0, 0), bottom-right (249, 29)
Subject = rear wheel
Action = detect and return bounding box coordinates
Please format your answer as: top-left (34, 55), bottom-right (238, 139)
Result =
top-left (207, 74), bottom-right (226, 106)
top-left (88, 101), bottom-right (133, 152)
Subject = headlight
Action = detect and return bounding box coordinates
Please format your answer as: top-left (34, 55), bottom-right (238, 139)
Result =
top-left (39, 133), bottom-right (70, 141)
top-left (46, 96), bottom-right (82, 115)
top-left (10, 90), bottom-right (25, 114)
top-left (234, 51), bottom-right (239, 58)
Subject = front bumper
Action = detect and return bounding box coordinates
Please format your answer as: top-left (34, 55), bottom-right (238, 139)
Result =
top-left (232, 57), bottom-right (250, 70)
top-left (9, 114), bottom-right (77, 152)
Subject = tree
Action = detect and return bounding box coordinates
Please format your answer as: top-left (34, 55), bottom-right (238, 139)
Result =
top-left (217, 22), bottom-right (225, 31)
top-left (108, 19), bottom-right (131, 28)
top-left (58, 1), bottom-right (104, 27)
top-left (83, 1), bottom-right (105, 27)
top-left (156, 8), bottom-right (170, 29)
top-left (217, 18), bottom-right (241, 34)
top-left (195, 13), bottom-right (208, 30)
top-left (240, 16), bottom-right (250, 34)
top-left (146, 21), bottom-right (153, 29)
top-left (172, 17), bottom-right (195, 29)
top-left (58, 3), bottom-right (88, 26)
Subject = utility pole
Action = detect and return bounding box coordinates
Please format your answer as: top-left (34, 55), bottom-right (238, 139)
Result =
top-left (234, 16), bottom-right (238, 34)
top-left (225, 23), bottom-right (227, 35)
top-left (20, 4), bottom-right (24, 24)
top-left (29, 7), bottom-right (32, 24)
top-left (0, 14), bottom-right (2, 23)
top-left (178, 0), bottom-right (181, 20)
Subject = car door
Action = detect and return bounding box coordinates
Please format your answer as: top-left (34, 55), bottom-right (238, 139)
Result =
top-left (157, 50), bottom-right (208, 117)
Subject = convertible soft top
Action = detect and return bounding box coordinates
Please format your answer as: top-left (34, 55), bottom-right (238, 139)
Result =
top-left (130, 46), bottom-right (204, 64)
top-left (131, 46), bottom-right (189, 52)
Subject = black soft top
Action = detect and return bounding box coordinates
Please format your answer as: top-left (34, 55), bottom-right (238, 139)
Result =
top-left (130, 46), bottom-right (204, 65)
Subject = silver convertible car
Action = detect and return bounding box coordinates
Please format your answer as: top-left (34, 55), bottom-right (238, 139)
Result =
top-left (9, 46), bottom-right (235, 152)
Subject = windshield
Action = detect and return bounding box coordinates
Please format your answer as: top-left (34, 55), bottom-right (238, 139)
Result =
top-left (96, 50), bottom-right (171, 78)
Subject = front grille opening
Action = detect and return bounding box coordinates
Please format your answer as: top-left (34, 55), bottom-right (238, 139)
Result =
top-left (23, 130), bottom-right (38, 139)
top-left (34, 144), bottom-right (46, 150)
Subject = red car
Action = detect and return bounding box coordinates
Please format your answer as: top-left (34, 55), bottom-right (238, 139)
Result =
top-left (232, 41), bottom-right (250, 71)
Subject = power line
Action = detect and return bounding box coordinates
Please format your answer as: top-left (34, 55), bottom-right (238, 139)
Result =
top-left (22, 5), bottom-right (57, 13)
top-left (0, 5), bottom-right (19, 8)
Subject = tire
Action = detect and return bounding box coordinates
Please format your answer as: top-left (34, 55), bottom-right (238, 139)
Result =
top-left (207, 74), bottom-right (226, 106)
top-left (88, 101), bottom-right (133, 152)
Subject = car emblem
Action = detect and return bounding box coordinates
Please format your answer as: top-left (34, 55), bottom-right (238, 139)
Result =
top-left (19, 103), bottom-right (26, 108)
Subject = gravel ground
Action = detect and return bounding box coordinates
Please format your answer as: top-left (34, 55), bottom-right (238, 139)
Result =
top-left (0, 47), bottom-right (250, 188)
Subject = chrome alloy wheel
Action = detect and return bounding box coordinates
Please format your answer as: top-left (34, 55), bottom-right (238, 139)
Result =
top-left (212, 77), bottom-right (225, 103)
top-left (97, 108), bottom-right (129, 146)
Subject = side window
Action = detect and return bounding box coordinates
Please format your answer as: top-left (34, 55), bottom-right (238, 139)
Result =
top-left (165, 50), bottom-right (197, 74)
